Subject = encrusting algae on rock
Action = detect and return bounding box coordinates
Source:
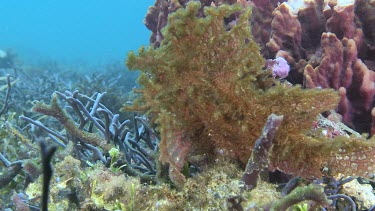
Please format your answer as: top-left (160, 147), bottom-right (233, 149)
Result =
top-left (125, 1), bottom-right (375, 187)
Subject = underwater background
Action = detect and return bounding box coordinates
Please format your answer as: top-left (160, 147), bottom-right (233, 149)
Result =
top-left (1, 0), bottom-right (375, 210)
top-left (0, 1), bottom-right (152, 66)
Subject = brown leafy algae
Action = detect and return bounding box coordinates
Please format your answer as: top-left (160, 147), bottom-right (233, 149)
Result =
top-left (124, 2), bottom-right (375, 187)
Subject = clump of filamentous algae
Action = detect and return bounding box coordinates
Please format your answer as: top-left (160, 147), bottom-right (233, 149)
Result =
top-left (125, 2), bottom-right (375, 187)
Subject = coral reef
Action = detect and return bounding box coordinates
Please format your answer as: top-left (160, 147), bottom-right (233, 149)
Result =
top-left (2, 0), bottom-right (375, 210)
top-left (27, 90), bottom-right (159, 182)
top-left (126, 1), bottom-right (375, 188)
top-left (341, 179), bottom-right (375, 210)
top-left (26, 157), bottom-right (143, 210)
top-left (25, 158), bottom-right (282, 210)
top-left (144, 0), bottom-right (241, 47)
top-left (0, 58), bottom-right (150, 209)
top-left (251, 0), bottom-right (375, 135)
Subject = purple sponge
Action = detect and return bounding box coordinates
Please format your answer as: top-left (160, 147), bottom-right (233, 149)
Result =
top-left (266, 57), bottom-right (290, 79)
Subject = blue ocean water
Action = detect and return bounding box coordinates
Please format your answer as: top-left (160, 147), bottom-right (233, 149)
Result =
top-left (0, 1), bottom-right (153, 66)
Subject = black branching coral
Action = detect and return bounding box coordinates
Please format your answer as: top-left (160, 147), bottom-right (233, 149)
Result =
top-left (125, 2), bottom-right (375, 186)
